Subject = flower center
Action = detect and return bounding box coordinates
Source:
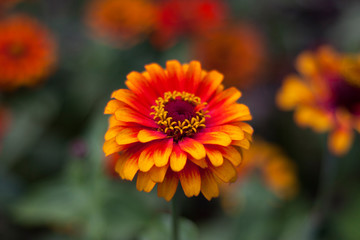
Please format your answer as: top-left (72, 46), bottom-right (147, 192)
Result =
top-left (151, 91), bottom-right (209, 141)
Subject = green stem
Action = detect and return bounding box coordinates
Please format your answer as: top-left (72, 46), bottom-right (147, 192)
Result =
top-left (308, 144), bottom-right (338, 239)
top-left (171, 194), bottom-right (179, 240)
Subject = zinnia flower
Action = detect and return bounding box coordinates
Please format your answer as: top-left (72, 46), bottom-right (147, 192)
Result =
top-left (277, 46), bottom-right (360, 155)
top-left (0, 15), bottom-right (57, 90)
top-left (192, 24), bottom-right (265, 89)
top-left (221, 139), bottom-right (298, 213)
top-left (103, 60), bottom-right (253, 201)
top-left (151, 0), bottom-right (227, 49)
top-left (85, 0), bottom-right (157, 48)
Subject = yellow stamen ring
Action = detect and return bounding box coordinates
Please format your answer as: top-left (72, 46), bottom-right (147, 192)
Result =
top-left (150, 91), bottom-right (210, 141)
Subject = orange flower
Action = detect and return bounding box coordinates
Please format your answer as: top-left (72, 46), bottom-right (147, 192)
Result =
top-left (0, 15), bottom-right (57, 90)
top-left (191, 24), bottom-right (265, 89)
top-left (103, 60), bottom-right (253, 201)
top-left (221, 139), bottom-right (298, 212)
top-left (85, 0), bottom-right (157, 48)
top-left (151, 0), bottom-right (227, 49)
top-left (277, 46), bottom-right (360, 156)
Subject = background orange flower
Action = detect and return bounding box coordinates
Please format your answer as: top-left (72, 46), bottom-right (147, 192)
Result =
top-left (85, 0), bottom-right (157, 48)
top-left (191, 24), bottom-right (265, 89)
top-left (221, 138), bottom-right (298, 213)
top-left (277, 46), bottom-right (360, 156)
top-left (151, 0), bottom-right (228, 49)
top-left (0, 15), bottom-right (57, 90)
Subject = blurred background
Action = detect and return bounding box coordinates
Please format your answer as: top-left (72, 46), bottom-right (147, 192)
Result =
top-left (0, 0), bottom-right (360, 239)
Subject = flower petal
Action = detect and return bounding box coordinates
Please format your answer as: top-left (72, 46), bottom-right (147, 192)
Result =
top-left (196, 70), bottom-right (224, 102)
top-left (138, 129), bottom-right (167, 143)
top-left (237, 122), bottom-right (254, 134)
top-left (205, 147), bottom-right (223, 167)
top-left (232, 139), bottom-right (250, 149)
top-left (208, 104), bottom-right (252, 126)
top-left (221, 146), bottom-right (242, 167)
top-left (210, 159), bottom-right (237, 182)
top-left (136, 172), bottom-right (156, 192)
top-left (276, 75), bottom-right (314, 110)
top-left (208, 87), bottom-right (242, 108)
top-left (104, 99), bottom-right (125, 114)
top-left (138, 145), bottom-right (155, 172)
top-left (145, 63), bottom-right (170, 93)
top-left (157, 171), bottom-right (179, 201)
top-left (149, 165), bottom-right (168, 182)
top-left (115, 108), bottom-right (157, 128)
top-left (122, 154), bottom-right (139, 181)
top-left (328, 128), bottom-right (353, 156)
top-left (179, 162), bottom-right (201, 197)
top-left (200, 170), bottom-right (219, 201)
top-left (184, 61), bottom-right (201, 93)
top-left (194, 132), bottom-right (231, 146)
top-left (111, 88), bottom-right (149, 113)
top-left (126, 71), bottom-right (157, 103)
top-left (179, 137), bottom-right (206, 160)
top-left (170, 144), bottom-right (187, 172)
top-left (166, 60), bottom-right (184, 91)
top-left (103, 138), bottom-right (125, 156)
top-left (115, 128), bottom-right (140, 145)
top-left (153, 138), bottom-right (174, 167)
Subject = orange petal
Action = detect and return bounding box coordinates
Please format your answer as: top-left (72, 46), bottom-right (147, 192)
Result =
top-left (122, 154), bottom-right (139, 181)
top-left (206, 125), bottom-right (245, 141)
top-left (276, 75), bottom-right (314, 110)
top-left (237, 122), bottom-right (254, 134)
top-left (115, 108), bottom-right (157, 128)
top-left (208, 87), bottom-right (242, 108)
top-left (138, 145), bottom-right (155, 172)
top-left (153, 138), bottom-right (174, 167)
top-left (194, 132), bottom-right (232, 146)
top-left (232, 138), bottom-right (250, 150)
top-left (104, 100), bottom-right (124, 114)
top-left (208, 104), bottom-right (252, 126)
top-left (189, 157), bottom-right (208, 168)
top-left (197, 70), bottom-right (224, 102)
top-left (170, 144), bottom-right (187, 172)
top-left (179, 163), bottom-right (201, 197)
top-left (114, 154), bottom-right (127, 179)
top-left (145, 63), bottom-right (170, 93)
top-left (200, 170), bottom-right (219, 201)
top-left (103, 138), bottom-right (125, 156)
top-left (166, 60), bottom-right (184, 90)
top-left (185, 61), bottom-right (201, 92)
top-left (111, 88), bottom-right (149, 114)
top-left (149, 165), bottom-right (168, 183)
top-left (136, 172), bottom-right (156, 192)
top-left (138, 129), bottom-right (167, 143)
top-left (328, 128), bottom-right (354, 156)
top-left (126, 71), bottom-right (157, 103)
top-left (206, 147), bottom-right (223, 167)
top-left (221, 146), bottom-right (242, 167)
top-left (179, 137), bottom-right (206, 160)
top-left (105, 126), bottom-right (123, 141)
top-left (157, 171), bottom-right (179, 201)
top-left (294, 106), bottom-right (332, 132)
top-left (210, 159), bottom-right (237, 183)
top-left (115, 128), bottom-right (140, 145)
